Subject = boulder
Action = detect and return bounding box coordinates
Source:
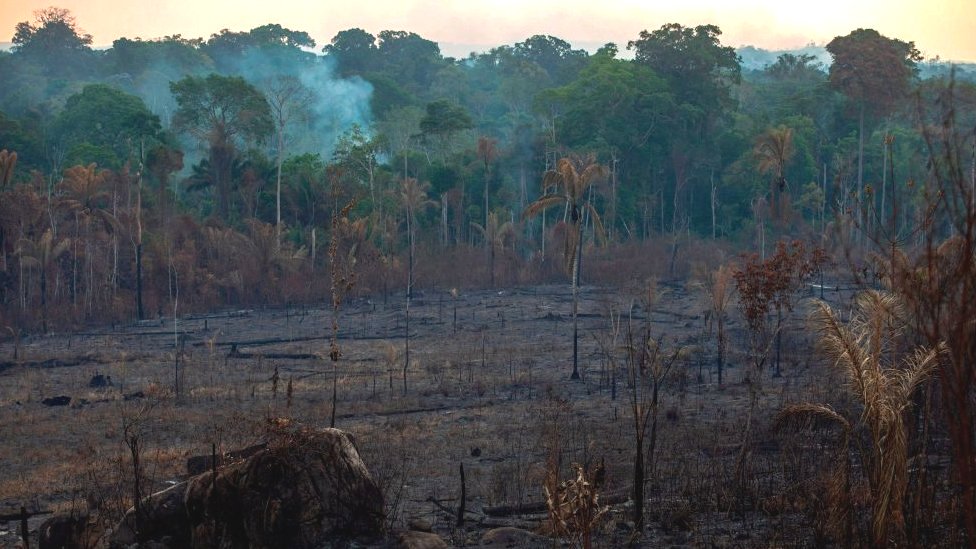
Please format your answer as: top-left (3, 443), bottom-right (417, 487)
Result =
top-left (110, 481), bottom-right (190, 548)
top-left (39, 512), bottom-right (102, 549)
top-left (397, 530), bottom-right (448, 549)
top-left (185, 442), bottom-right (267, 476)
top-left (480, 527), bottom-right (551, 548)
top-left (407, 517), bottom-right (432, 532)
top-left (112, 426), bottom-right (383, 548)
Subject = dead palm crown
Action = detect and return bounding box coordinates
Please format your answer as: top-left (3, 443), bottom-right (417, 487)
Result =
top-left (524, 154), bottom-right (607, 380)
top-left (753, 125), bottom-right (794, 223)
top-left (470, 210), bottom-right (515, 287)
top-left (777, 291), bottom-right (944, 546)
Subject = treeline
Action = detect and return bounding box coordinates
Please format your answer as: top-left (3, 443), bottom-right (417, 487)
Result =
top-left (1, 7), bottom-right (975, 331)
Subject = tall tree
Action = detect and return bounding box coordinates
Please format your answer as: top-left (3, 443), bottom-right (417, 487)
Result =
top-left (170, 74), bottom-right (273, 219)
top-left (826, 29), bottom-right (921, 231)
top-left (12, 7), bottom-right (93, 77)
top-left (323, 28), bottom-right (378, 76)
top-left (629, 24), bottom-right (741, 239)
top-left (524, 154), bottom-right (607, 380)
top-left (55, 84), bottom-right (162, 169)
top-left (399, 177), bottom-right (434, 394)
top-left (264, 75), bottom-right (312, 246)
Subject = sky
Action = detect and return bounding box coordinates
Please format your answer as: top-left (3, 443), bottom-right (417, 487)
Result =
top-left (1, 0), bottom-right (974, 62)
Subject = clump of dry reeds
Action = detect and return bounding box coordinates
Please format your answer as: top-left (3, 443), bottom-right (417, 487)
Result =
top-left (778, 291), bottom-right (944, 546)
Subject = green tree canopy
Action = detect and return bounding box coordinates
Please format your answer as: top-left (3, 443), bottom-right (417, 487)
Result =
top-left (12, 7), bottom-right (93, 77)
top-left (170, 74), bottom-right (273, 218)
top-left (324, 28), bottom-right (378, 76)
top-left (55, 84), bottom-right (162, 168)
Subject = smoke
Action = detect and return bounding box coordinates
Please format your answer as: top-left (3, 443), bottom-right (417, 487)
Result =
top-left (296, 58), bottom-right (373, 157)
top-left (202, 45), bottom-right (373, 158)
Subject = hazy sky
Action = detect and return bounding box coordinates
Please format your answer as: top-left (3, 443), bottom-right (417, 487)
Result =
top-left (2, 0), bottom-right (974, 61)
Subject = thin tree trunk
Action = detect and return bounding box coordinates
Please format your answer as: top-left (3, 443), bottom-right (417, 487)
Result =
top-left (276, 129), bottom-right (284, 249)
top-left (571, 223), bottom-right (582, 380)
top-left (858, 104), bottom-right (865, 243)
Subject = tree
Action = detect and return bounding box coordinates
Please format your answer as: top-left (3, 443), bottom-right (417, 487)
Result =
top-left (511, 35), bottom-right (587, 85)
top-left (333, 124), bottom-right (382, 206)
top-left (12, 7), bottom-right (93, 77)
top-left (826, 29), bottom-right (921, 232)
top-left (58, 163), bottom-right (116, 301)
top-left (170, 74), bottom-right (273, 219)
top-left (202, 24), bottom-right (316, 74)
top-left (476, 137), bottom-right (497, 236)
top-left (399, 177), bottom-right (435, 394)
top-left (323, 29), bottom-right (378, 76)
top-left (419, 99), bottom-right (473, 160)
top-left (753, 125), bottom-right (795, 224)
top-left (628, 23), bottom-right (740, 115)
top-left (470, 211), bottom-right (514, 287)
top-left (16, 229), bottom-right (71, 332)
top-left (524, 154), bottom-right (607, 380)
top-left (264, 76), bottom-right (312, 246)
top-left (629, 24), bottom-right (740, 246)
top-left (536, 47), bottom-right (673, 238)
top-left (55, 84), bottom-right (162, 169)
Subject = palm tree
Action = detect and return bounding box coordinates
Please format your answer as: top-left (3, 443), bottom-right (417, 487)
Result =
top-left (16, 229), bottom-right (71, 332)
top-left (778, 291), bottom-right (943, 545)
top-left (59, 164), bottom-right (119, 310)
top-left (470, 210), bottom-right (515, 287)
top-left (754, 125), bottom-right (795, 224)
top-left (524, 154), bottom-right (607, 380)
top-left (399, 177), bottom-right (435, 393)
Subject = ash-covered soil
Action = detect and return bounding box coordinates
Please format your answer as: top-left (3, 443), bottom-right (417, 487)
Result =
top-left (0, 282), bottom-right (907, 547)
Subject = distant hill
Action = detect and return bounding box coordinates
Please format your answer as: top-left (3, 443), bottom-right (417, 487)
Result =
top-left (736, 45), bottom-right (976, 82)
top-left (736, 45), bottom-right (832, 72)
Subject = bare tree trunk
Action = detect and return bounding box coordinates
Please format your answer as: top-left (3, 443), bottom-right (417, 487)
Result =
top-left (276, 129), bottom-right (284, 249)
top-left (571, 224), bottom-right (582, 381)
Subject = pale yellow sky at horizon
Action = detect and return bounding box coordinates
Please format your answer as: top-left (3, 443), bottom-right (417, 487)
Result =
top-left (1, 0), bottom-right (974, 62)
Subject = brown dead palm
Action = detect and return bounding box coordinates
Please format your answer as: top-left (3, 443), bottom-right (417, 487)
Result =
top-left (16, 229), bottom-right (72, 332)
top-left (470, 210), bottom-right (515, 287)
top-left (524, 154), bottom-right (607, 380)
top-left (778, 291), bottom-right (944, 546)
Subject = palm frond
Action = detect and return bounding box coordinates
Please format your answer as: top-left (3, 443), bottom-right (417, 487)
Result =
top-left (775, 403), bottom-right (852, 434)
top-left (523, 195), bottom-right (566, 219)
top-left (891, 343), bottom-right (943, 403)
top-left (585, 203), bottom-right (607, 246)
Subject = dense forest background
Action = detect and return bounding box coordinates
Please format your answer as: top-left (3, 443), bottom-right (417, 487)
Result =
top-left (1, 7), bottom-right (975, 331)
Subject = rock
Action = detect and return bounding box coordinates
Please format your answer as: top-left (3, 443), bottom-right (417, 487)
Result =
top-left (110, 481), bottom-right (190, 548)
top-left (110, 427), bottom-right (382, 549)
top-left (185, 442), bottom-right (267, 476)
top-left (195, 427), bottom-right (382, 547)
top-left (39, 512), bottom-right (102, 549)
top-left (407, 518), bottom-right (432, 532)
top-left (480, 527), bottom-right (550, 548)
top-left (41, 396), bottom-right (70, 407)
top-left (397, 530), bottom-right (448, 549)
